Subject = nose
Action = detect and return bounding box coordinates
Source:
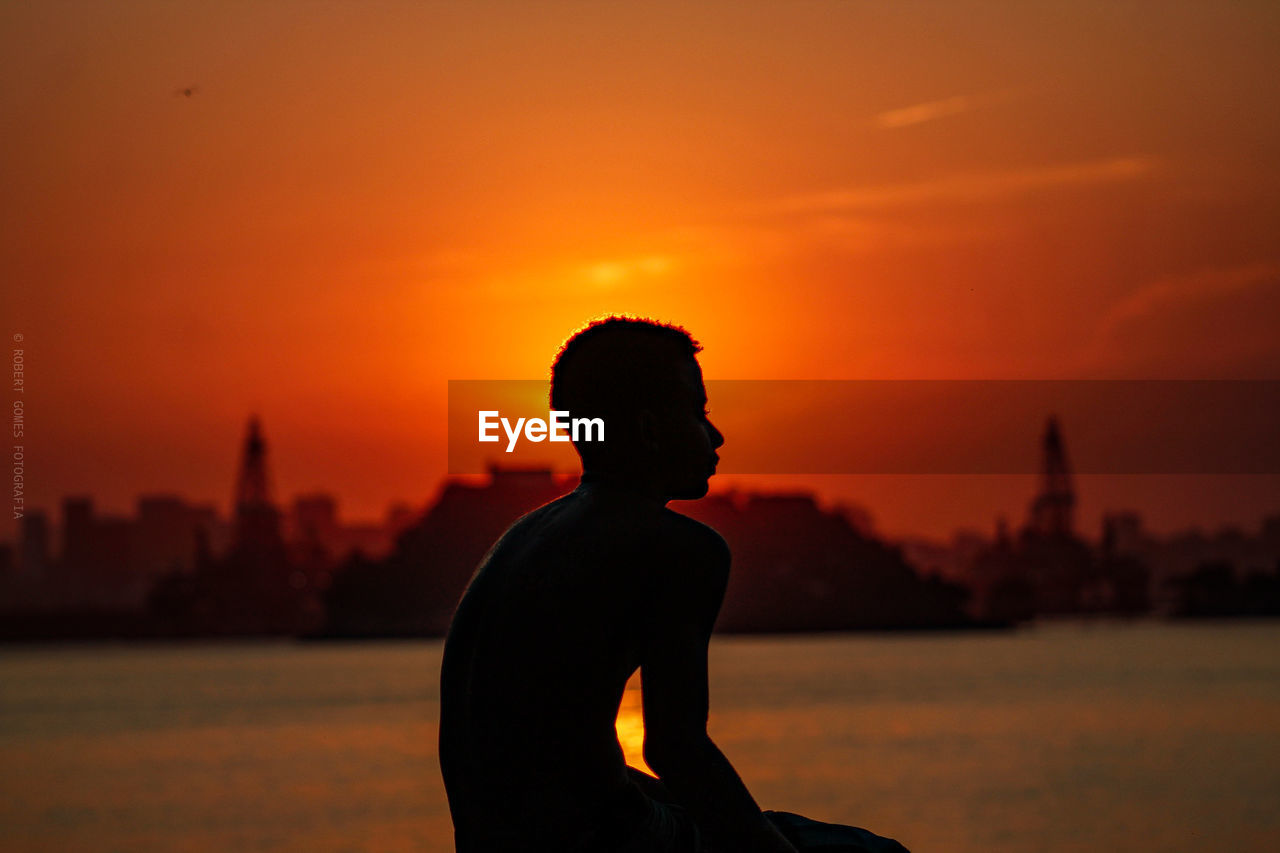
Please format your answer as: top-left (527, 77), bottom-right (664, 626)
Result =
top-left (707, 419), bottom-right (724, 449)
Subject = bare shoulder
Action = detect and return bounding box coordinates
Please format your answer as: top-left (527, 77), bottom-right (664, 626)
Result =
top-left (655, 508), bottom-right (727, 552)
top-left (654, 509), bottom-right (731, 579)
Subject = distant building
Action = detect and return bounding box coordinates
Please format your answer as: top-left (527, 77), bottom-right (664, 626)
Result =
top-left (47, 494), bottom-right (206, 608)
top-left (290, 493), bottom-right (339, 548)
top-left (147, 416), bottom-right (323, 635)
top-left (286, 492), bottom-right (405, 572)
top-left (20, 510), bottom-right (50, 578)
top-left (966, 518), bottom-right (1036, 624)
top-left (1101, 511), bottom-right (1145, 557)
top-left (58, 496), bottom-right (117, 602)
top-left (1028, 416), bottom-right (1075, 536)
top-left (136, 495), bottom-right (204, 576)
top-left (60, 496), bottom-right (95, 575)
top-left (385, 501), bottom-right (420, 538)
top-left (682, 490), bottom-right (971, 631)
top-left (232, 415), bottom-right (284, 553)
top-left (1016, 417), bottom-right (1095, 614)
top-left (191, 503), bottom-right (230, 558)
top-left (957, 417), bottom-right (1150, 621)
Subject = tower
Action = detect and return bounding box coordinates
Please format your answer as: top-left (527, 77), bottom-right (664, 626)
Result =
top-left (232, 415), bottom-right (282, 551)
top-left (1029, 416), bottom-right (1075, 536)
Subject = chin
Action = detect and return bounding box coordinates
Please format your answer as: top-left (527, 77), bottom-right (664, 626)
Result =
top-left (671, 478), bottom-right (711, 501)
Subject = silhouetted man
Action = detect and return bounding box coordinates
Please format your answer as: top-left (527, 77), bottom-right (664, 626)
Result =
top-left (439, 318), bottom-right (909, 853)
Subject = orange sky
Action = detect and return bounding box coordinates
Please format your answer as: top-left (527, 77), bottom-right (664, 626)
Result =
top-left (3, 1), bottom-right (1278, 542)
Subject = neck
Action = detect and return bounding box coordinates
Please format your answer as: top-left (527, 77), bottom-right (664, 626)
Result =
top-left (578, 468), bottom-right (669, 505)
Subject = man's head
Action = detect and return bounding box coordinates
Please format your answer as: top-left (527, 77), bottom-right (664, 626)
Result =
top-left (551, 317), bottom-right (723, 500)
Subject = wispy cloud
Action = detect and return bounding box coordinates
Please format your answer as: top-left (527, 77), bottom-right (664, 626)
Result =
top-left (1070, 262), bottom-right (1280, 375)
top-left (760, 157), bottom-right (1155, 216)
top-left (1096, 262), bottom-right (1280, 340)
top-left (875, 95), bottom-right (976, 129)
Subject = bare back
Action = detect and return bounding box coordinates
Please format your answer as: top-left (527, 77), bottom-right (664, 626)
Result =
top-left (438, 479), bottom-right (728, 852)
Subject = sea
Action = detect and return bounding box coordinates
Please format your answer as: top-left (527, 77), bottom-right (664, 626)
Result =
top-left (1, 621), bottom-right (1277, 852)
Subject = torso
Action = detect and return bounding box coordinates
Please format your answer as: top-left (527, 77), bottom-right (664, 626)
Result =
top-left (439, 484), bottom-right (687, 851)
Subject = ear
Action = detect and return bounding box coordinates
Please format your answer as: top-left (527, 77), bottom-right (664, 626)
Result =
top-left (636, 408), bottom-right (662, 453)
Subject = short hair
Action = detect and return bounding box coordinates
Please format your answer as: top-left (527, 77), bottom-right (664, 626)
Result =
top-left (550, 317), bottom-right (702, 427)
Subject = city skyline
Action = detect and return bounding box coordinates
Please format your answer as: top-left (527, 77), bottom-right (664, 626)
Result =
top-left (5, 414), bottom-right (1277, 635)
top-left (7, 409), bottom-right (1280, 552)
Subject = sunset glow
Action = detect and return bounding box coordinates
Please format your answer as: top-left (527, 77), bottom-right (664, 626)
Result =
top-left (3, 1), bottom-right (1278, 541)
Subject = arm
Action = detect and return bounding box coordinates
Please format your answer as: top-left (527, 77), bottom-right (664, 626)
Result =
top-left (640, 527), bottom-right (797, 853)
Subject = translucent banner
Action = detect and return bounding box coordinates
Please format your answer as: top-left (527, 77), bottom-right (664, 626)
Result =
top-left (447, 380), bottom-right (1280, 475)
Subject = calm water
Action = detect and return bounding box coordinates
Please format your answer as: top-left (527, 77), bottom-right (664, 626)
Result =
top-left (1, 622), bottom-right (1278, 852)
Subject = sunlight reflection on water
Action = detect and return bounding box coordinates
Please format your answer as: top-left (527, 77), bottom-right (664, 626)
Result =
top-left (2, 622), bottom-right (1278, 852)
